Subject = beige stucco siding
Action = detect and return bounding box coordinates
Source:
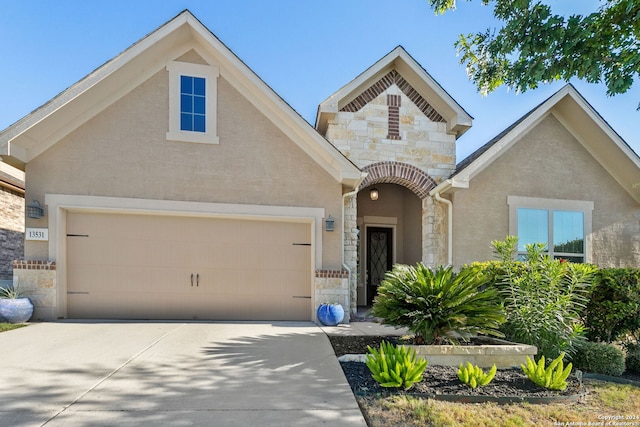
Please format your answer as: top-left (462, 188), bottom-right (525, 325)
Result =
top-left (452, 114), bottom-right (640, 267)
top-left (25, 67), bottom-right (343, 266)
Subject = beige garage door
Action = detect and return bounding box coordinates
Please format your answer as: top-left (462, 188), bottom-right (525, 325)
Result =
top-left (66, 212), bottom-right (312, 320)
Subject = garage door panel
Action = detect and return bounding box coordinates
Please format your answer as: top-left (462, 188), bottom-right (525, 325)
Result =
top-left (66, 212), bottom-right (312, 320)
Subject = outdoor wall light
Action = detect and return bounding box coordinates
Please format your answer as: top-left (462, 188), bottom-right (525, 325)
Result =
top-left (370, 188), bottom-right (379, 201)
top-left (26, 200), bottom-right (45, 219)
top-left (325, 215), bottom-right (335, 232)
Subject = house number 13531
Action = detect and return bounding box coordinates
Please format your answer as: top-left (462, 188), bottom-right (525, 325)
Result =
top-left (26, 228), bottom-right (48, 241)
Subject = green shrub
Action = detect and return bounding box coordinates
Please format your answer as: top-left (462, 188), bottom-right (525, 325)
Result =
top-left (469, 236), bottom-right (595, 359)
top-left (572, 341), bottom-right (626, 376)
top-left (521, 353), bottom-right (572, 391)
top-left (582, 268), bottom-right (640, 343)
top-left (365, 340), bottom-right (428, 390)
top-left (625, 343), bottom-right (640, 374)
top-left (371, 264), bottom-right (505, 344)
top-left (457, 362), bottom-right (497, 389)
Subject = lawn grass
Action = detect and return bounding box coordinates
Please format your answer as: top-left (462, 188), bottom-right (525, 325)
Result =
top-left (0, 322), bottom-right (27, 333)
top-left (357, 379), bottom-right (640, 427)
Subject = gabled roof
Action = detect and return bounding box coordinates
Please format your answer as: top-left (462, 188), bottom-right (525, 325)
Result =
top-left (432, 84), bottom-right (640, 203)
top-left (315, 46), bottom-right (473, 138)
top-left (0, 10), bottom-right (364, 189)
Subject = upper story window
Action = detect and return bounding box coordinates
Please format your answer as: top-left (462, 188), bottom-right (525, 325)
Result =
top-left (180, 76), bottom-right (206, 132)
top-left (166, 61), bottom-right (219, 144)
top-left (508, 196), bottom-right (594, 263)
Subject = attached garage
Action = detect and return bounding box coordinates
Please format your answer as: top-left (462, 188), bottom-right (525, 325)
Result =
top-left (4, 11), bottom-right (363, 321)
top-left (65, 211), bottom-right (313, 320)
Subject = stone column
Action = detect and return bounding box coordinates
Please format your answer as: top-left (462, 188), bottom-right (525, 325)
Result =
top-left (422, 196), bottom-right (448, 268)
top-left (343, 195), bottom-right (358, 315)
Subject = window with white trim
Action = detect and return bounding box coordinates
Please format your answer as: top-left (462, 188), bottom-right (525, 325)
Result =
top-left (166, 61), bottom-right (219, 144)
top-left (508, 196), bottom-right (593, 263)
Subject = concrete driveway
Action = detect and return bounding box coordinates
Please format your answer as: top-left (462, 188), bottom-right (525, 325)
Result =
top-left (0, 321), bottom-right (367, 427)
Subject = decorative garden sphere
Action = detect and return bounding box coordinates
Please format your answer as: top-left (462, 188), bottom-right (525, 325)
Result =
top-left (317, 303), bottom-right (344, 326)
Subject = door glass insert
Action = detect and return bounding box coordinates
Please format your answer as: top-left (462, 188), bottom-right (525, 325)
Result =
top-left (367, 227), bottom-right (392, 305)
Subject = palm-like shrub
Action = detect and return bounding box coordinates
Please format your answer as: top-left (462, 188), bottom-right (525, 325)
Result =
top-left (371, 264), bottom-right (505, 344)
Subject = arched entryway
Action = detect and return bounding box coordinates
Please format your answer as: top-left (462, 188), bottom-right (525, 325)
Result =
top-left (351, 162), bottom-right (437, 307)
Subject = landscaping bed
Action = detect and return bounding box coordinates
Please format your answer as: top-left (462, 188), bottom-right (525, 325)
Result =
top-left (340, 362), bottom-right (582, 400)
top-left (329, 335), bottom-right (638, 401)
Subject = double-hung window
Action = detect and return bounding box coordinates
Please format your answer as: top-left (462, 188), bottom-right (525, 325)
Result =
top-left (166, 61), bottom-right (219, 144)
top-left (508, 196), bottom-right (593, 263)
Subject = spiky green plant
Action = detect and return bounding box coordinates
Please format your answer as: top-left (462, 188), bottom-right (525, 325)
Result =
top-left (365, 340), bottom-right (428, 390)
top-left (371, 264), bottom-right (505, 344)
top-left (457, 362), bottom-right (497, 389)
top-left (0, 286), bottom-right (21, 299)
top-left (521, 353), bottom-right (573, 391)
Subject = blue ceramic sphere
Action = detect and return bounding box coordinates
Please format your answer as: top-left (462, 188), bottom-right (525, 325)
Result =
top-left (317, 303), bottom-right (344, 326)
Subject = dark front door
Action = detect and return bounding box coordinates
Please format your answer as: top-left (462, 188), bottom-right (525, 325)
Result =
top-left (366, 227), bottom-right (393, 306)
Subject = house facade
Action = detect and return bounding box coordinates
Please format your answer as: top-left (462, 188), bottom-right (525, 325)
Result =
top-left (2, 11), bottom-right (639, 322)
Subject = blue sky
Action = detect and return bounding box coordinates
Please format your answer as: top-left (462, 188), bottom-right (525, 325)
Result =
top-left (1, 0), bottom-right (637, 161)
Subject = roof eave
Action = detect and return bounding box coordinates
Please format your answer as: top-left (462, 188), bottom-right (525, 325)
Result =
top-left (451, 84), bottom-right (640, 203)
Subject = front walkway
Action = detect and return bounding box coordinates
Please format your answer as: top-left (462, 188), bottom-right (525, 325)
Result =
top-left (320, 321), bottom-right (410, 337)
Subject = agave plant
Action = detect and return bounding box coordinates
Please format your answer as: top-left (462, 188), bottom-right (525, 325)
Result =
top-left (371, 264), bottom-right (506, 344)
top-left (0, 285), bottom-right (22, 299)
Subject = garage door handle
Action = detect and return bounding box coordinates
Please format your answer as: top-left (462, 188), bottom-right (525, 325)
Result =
top-left (292, 296), bottom-right (311, 299)
top-left (196, 273), bottom-right (200, 287)
top-left (191, 273), bottom-right (194, 287)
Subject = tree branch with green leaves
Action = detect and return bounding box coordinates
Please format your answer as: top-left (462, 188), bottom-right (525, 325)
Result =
top-left (429, 0), bottom-right (640, 107)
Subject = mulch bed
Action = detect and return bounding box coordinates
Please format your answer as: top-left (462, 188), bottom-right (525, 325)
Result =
top-left (328, 335), bottom-right (639, 399)
top-left (340, 362), bottom-right (582, 398)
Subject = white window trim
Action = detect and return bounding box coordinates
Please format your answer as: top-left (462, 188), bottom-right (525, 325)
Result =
top-left (166, 61), bottom-right (219, 144)
top-left (507, 196), bottom-right (594, 262)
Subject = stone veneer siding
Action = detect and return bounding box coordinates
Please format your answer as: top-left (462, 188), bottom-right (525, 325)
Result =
top-left (1, 185), bottom-right (24, 282)
top-left (13, 260), bottom-right (57, 320)
top-left (422, 196), bottom-right (448, 266)
top-left (325, 76), bottom-right (455, 309)
top-left (343, 195), bottom-right (358, 314)
top-left (315, 269), bottom-right (350, 323)
top-left (326, 83), bottom-right (456, 182)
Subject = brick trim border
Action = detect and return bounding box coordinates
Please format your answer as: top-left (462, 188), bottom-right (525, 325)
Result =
top-left (361, 161), bottom-right (436, 199)
top-left (340, 70), bottom-right (445, 122)
top-left (12, 260), bottom-right (57, 270)
top-left (315, 269), bottom-right (349, 279)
